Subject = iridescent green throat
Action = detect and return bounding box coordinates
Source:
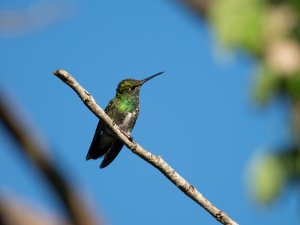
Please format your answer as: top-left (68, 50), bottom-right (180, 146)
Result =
top-left (116, 94), bottom-right (139, 112)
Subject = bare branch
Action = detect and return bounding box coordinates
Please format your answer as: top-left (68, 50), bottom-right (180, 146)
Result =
top-left (52, 69), bottom-right (238, 225)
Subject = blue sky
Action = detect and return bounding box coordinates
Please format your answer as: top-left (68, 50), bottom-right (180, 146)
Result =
top-left (0, 1), bottom-right (298, 225)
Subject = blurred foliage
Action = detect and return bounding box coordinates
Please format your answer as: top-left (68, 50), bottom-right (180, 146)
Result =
top-left (208, 0), bottom-right (300, 205)
top-left (210, 0), bottom-right (266, 53)
top-left (254, 65), bottom-right (280, 105)
top-left (185, 0), bottom-right (300, 205)
top-left (249, 149), bottom-right (300, 204)
top-left (250, 153), bottom-right (287, 204)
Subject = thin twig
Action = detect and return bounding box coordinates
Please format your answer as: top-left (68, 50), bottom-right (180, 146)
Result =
top-left (0, 94), bottom-right (99, 225)
top-left (52, 69), bottom-right (238, 225)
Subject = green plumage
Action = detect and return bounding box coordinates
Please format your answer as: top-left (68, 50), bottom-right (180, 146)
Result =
top-left (105, 94), bottom-right (139, 134)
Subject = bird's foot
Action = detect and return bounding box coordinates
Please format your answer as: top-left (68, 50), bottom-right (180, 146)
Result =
top-left (119, 129), bottom-right (133, 141)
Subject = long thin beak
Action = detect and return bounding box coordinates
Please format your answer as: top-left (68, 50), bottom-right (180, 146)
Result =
top-left (140, 71), bottom-right (164, 85)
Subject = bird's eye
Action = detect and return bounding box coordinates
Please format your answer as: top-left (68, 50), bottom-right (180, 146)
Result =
top-left (130, 86), bottom-right (136, 91)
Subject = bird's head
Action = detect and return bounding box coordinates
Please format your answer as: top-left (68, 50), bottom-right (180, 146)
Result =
top-left (116, 72), bottom-right (163, 96)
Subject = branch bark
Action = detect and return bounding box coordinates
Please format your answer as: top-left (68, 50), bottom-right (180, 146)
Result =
top-left (52, 69), bottom-right (238, 225)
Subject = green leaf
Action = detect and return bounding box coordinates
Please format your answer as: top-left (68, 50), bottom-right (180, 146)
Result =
top-left (253, 65), bottom-right (281, 105)
top-left (210, 0), bottom-right (266, 53)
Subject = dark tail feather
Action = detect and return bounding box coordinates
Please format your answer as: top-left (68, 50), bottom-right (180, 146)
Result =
top-left (100, 141), bottom-right (124, 169)
top-left (86, 153), bottom-right (92, 160)
top-left (86, 121), bottom-right (106, 160)
top-left (86, 140), bottom-right (109, 160)
top-left (86, 151), bottom-right (99, 160)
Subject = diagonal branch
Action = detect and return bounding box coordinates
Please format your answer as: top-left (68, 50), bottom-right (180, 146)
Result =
top-left (52, 69), bottom-right (238, 225)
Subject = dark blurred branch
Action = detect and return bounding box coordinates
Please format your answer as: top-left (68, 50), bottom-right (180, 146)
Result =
top-left (0, 94), bottom-right (99, 225)
top-left (52, 69), bottom-right (238, 225)
top-left (179, 0), bottom-right (214, 18)
top-left (0, 195), bottom-right (72, 225)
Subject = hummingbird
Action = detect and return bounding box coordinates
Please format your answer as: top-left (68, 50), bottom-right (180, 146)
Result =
top-left (86, 71), bottom-right (163, 168)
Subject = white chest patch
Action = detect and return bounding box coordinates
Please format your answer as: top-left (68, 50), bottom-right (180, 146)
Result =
top-left (119, 112), bottom-right (136, 131)
top-left (120, 112), bottom-right (133, 128)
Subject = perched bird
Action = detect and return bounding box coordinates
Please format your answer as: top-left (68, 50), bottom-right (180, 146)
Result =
top-left (86, 72), bottom-right (163, 168)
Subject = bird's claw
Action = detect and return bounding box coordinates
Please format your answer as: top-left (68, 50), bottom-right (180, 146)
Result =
top-left (127, 135), bottom-right (133, 142)
top-left (120, 129), bottom-right (133, 141)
